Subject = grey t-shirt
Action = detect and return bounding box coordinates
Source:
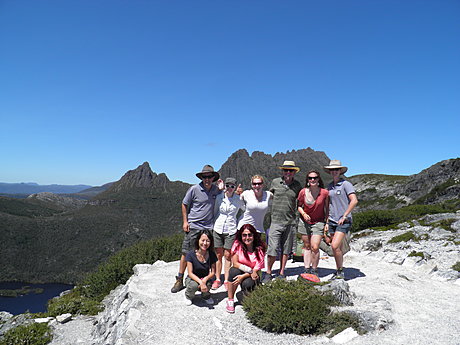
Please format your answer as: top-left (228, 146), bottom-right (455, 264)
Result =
top-left (327, 179), bottom-right (356, 223)
top-left (183, 182), bottom-right (221, 230)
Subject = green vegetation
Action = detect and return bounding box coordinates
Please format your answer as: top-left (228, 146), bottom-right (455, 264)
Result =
top-left (0, 323), bottom-right (52, 345)
top-left (0, 197), bottom-right (60, 218)
top-left (415, 179), bottom-right (458, 205)
top-left (388, 231), bottom-right (420, 244)
top-left (47, 233), bottom-right (183, 315)
top-left (452, 262), bottom-right (460, 272)
top-left (408, 251), bottom-right (425, 259)
top-left (0, 287), bottom-right (44, 298)
top-left (243, 280), bottom-right (363, 336)
top-left (353, 203), bottom-right (457, 232)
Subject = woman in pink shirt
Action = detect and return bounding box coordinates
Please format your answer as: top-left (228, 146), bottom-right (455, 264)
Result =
top-left (225, 224), bottom-right (266, 313)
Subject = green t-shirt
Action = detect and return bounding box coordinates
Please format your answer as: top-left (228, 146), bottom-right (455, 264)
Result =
top-left (270, 177), bottom-right (302, 225)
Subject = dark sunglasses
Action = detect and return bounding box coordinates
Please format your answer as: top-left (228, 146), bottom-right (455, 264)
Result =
top-left (329, 168), bottom-right (341, 171)
top-left (201, 175), bottom-right (214, 179)
top-left (225, 184), bottom-right (235, 188)
top-left (283, 169), bottom-right (296, 172)
top-left (242, 233), bottom-right (253, 237)
top-left (252, 182), bottom-right (263, 186)
top-left (308, 176), bottom-right (319, 180)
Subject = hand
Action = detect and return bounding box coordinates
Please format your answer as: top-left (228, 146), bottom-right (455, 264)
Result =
top-left (232, 275), bottom-right (244, 286)
top-left (302, 212), bottom-right (311, 222)
top-left (183, 221), bottom-right (190, 232)
top-left (199, 281), bottom-right (208, 293)
top-left (338, 216), bottom-right (345, 225)
top-left (217, 179), bottom-right (224, 190)
top-left (251, 271), bottom-right (259, 281)
top-left (235, 184), bottom-right (243, 195)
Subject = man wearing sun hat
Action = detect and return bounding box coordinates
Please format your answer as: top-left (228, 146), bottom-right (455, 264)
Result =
top-left (263, 160), bottom-right (302, 283)
top-left (171, 164), bottom-right (222, 293)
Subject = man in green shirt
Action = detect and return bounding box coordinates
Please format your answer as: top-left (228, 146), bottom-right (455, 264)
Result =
top-left (262, 161), bottom-right (302, 283)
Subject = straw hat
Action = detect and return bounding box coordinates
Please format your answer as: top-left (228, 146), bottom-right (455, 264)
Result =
top-left (323, 160), bottom-right (348, 174)
top-left (278, 160), bottom-right (300, 172)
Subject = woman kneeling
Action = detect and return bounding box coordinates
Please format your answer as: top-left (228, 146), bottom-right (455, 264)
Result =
top-left (226, 224), bottom-right (266, 313)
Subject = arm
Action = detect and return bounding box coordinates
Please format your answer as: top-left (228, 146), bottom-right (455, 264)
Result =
top-left (231, 254), bottom-right (251, 285)
top-left (186, 260), bottom-right (207, 291)
top-left (182, 203), bottom-right (190, 232)
top-left (202, 262), bottom-right (216, 285)
top-left (338, 193), bottom-right (358, 225)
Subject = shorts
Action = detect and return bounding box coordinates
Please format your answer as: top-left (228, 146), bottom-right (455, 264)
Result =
top-left (298, 221), bottom-right (325, 236)
top-left (327, 221), bottom-right (351, 235)
top-left (181, 228), bottom-right (203, 255)
top-left (213, 231), bottom-right (236, 250)
top-left (267, 223), bottom-right (296, 256)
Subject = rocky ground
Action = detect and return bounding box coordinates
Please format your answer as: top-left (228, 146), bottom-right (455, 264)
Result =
top-left (2, 212), bottom-right (460, 345)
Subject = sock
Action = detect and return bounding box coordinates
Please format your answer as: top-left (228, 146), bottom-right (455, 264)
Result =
top-left (177, 273), bottom-right (184, 278)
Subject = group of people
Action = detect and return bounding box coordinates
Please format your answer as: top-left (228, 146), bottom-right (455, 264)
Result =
top-left (171, 159), bottom-right (358, 313)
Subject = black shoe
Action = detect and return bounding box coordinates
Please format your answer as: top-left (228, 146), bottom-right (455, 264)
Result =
top-left (331, 268), bottom-right (344, 280)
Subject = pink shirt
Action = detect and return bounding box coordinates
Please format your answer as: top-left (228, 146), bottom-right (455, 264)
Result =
top-left (231, 240), bottom-right (265, 271)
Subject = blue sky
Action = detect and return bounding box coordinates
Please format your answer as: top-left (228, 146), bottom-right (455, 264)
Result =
top-left (1, 1), bottom-right (459, 186)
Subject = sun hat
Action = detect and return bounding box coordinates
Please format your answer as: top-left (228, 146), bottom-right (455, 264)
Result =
top-left (224, 177), bottom-right (237, 185)
top-left (196, 165), bottom-right (220, 182)
top-left (278, 160), bottom-right (300, 172)
top-left (323, 160), bottom-right (348, 174)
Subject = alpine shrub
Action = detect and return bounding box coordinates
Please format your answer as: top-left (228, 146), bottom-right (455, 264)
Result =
top-left (0, 323), bottom-right (52, 345)
top-left (243, 280), bottom-right (360, 336)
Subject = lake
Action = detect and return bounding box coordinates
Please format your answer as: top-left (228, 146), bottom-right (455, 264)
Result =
top-left (0, 282), bottom-right (74, 315)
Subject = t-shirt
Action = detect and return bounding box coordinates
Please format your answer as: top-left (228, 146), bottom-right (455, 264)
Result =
top-left (237, 190), bottom-right (273, 233)
top-left (327, 179), bottom-right (356, 223)
top-left (182, 182), bottom-right (221, 230)
top-left (213, 193), bottom-right (244, 235)
top-left (231, 240), bottom-right (265, 271)
top-left (270, 177), bottom-right (302, 225)
top-left (297, 188), bottom-right (328, 224)
top-left (185, 250), bottom-right (218, 278)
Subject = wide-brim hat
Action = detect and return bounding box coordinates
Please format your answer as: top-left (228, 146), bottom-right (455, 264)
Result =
top-left (196, 165), bottom-right (220, 182)
top-left (323, 160), bottom-right (348, 174)
top-left (278, 160), bottom-right (300, 172)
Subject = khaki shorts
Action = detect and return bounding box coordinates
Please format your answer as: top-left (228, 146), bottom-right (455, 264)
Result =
top-left (267, 223), bottom-right (296, 256)
top-left (298, 221), bottom-right (325, 236)
top-left (213, 231), bottom-right (236, 250)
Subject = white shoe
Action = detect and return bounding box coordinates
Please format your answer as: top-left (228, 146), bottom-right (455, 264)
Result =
top-left (185, 297), bottom-right (192, 306)
top-left (205, 297), bottom-right (214, 305)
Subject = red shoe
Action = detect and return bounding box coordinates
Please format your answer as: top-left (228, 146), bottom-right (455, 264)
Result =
top-left (226, 299), bottom-right (235, 313)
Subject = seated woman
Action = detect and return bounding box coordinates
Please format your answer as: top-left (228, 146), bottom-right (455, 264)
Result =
top-left (184, 230), bottom-right (217, 305)
top-left (226, 224), bottom-right (266, 313)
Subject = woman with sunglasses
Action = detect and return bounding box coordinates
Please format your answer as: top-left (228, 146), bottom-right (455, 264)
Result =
top-left (226, 224), bottom-right (266, 313)
top-left (297, 170), bottom-right (329, 277)
top-left (212, 177), bottom-right (244, 290)
top-left (237, 175), bottom-right (273, 234)
top-left (323, 160), bottom-right (358, 280)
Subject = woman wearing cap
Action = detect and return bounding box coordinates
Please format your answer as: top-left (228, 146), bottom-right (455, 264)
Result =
top-left (225, 224), bottom-right (266, 313)
top-left (212, 177), bottom-right (244, 290)
top-left (324, 160), bottom-right (358, 280)
top-left (297, 170), bottom-right (329, 277)
top-left (237, 175), bottom-right (273, 234)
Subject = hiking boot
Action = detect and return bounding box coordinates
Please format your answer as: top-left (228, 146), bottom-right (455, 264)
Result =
top-left (261, 273), bottom-right (273, 284)
top-left (171, 276), bottom-right (184, 293)
top-left (226, 299), bottom-right (235, 313)
top-left (275, 274), bottom-right (286, 280)
top-left (332, 268), bottom-right (344, 280)
top-left (304, 267), bottom-right (311, 274)
top-left (204, 297), bottom-right (214, 305)
top-left (211, 280), bottom-right (222, 290)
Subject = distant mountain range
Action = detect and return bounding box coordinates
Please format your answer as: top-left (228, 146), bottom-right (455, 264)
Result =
top-left (0, 149), bottom-right (458, 284)
top-left (0, 182), bottom-right (93, 195)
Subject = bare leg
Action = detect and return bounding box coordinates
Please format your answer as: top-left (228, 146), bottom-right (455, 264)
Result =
top-left (302, 234), bottom-right (312, 270)
top-left (179, 254), bottom-right (187, 274)
top-left (266, 255), bottom-right (276, 274)
top-left (331, 232), bottom-right (346, 269)
top-left (215, 247), bottom-right (224, 282)
top-left (279, 254), bottom-right (289, 276)
top-left (310, 235), bottom-right (322, 269)
top-left (223, 249), bottom-right (231, 282)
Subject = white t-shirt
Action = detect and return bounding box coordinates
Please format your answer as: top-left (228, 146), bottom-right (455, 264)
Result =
top-left (237, 190), bottom-right (273, 233)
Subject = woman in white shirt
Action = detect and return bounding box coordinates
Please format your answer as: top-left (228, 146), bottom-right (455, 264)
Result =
top-left (212, 177), bottom-right (244, 290)
top-left (237, 175), bottom-right (273, 234)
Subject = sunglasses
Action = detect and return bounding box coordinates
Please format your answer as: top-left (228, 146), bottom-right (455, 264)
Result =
top-left (283, 169), bottom-right (296, 173)
top-left (252, 182), bottom-right (263, 186)
top-left (308, 176), bottom-right (319, 180)
top-left (201, 175), bottom-right (214, 179)
top-left (329, 168), bottom-right (341, 172)
top-left (225, 184), bottom-right (235, 188)
top-left (242, 233), bottom-right (253, 237)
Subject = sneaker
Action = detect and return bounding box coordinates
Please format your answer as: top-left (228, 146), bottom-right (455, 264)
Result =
top-left (332, 268), bottom-right (344, 280)
top-left (185, 297), bottom-right (192, 306)
top-left (304, 267), bottom-right (311, 274)
top-left (275, 274), bottom-right (286, 280)
top-left (171, 276), bottom-right (184, 293)
top-left (226, 299), bottom-right (235, 313)
top-left (261, 273), bottom-right (273, 284)
top-left (204, 297), bottom-right (214, 305)
top-left (211, 280), bottom-right (222, 290)
top-left (310, 268), bottom-right (319, 277)
top-left (223, 281), bottom-right (229, 291)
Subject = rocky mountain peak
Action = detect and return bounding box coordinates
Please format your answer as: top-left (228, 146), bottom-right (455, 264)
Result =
top-left (109, 162), bottom-right (171, 193)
